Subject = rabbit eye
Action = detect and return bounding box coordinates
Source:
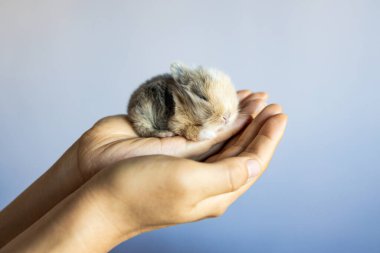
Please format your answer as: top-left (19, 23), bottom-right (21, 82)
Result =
top-left (196, 93), bottom-right (208, 101)
top-left (191, 87), bottom-right (208, 101)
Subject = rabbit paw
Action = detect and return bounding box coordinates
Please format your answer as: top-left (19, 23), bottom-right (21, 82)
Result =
top-left (198, 129), bottom-right (217, 141)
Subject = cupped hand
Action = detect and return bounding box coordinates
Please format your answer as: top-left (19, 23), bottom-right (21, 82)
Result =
top-left (86, 105), bottom-right (287, 239)
top-left (0, 101), bottom-right (286, 253)
top-left (76, 90), bottom-right (268, 180)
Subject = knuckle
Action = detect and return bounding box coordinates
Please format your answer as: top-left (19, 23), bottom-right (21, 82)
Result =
top-left (226, 162), bottom-right (246, 192)
top-left (240, 152), bottom-right (265, 169)
top-left (226, 168), bottom-right (236, 192)
top-left (93, 116), bottom-right (114, 126)
top-left (79, 124), bottom-right (102, 143)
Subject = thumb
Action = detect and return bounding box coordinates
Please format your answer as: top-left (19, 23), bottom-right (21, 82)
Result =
top-left (192, 157), bottom-right (262, 199)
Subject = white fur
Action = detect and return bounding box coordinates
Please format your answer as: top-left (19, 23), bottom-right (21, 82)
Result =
top-left (198, 129), bottom-right (217, 140)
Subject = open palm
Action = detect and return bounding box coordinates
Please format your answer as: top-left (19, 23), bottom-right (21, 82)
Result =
top-left (75, 90), bottom-right (268, 180)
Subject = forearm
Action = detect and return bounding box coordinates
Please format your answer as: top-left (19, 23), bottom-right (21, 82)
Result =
top-left (0, 171), bottom-right (136, 253)
top-left (0, 142), bottom-right (83, 247)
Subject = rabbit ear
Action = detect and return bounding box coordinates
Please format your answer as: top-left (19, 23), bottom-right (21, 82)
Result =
top-left (170, 62), bottom-right (191, 84)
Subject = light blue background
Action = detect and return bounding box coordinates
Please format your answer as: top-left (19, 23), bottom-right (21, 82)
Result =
top-left (1, 0), bottom-right (379, 252)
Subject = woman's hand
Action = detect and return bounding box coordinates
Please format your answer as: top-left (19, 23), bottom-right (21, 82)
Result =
top-left (1, 108), bottom-right (287, 253)
top-left (97, 109), bottom-right (286, 235)
top-left (0, 90), bottom-right (267, 247)
top-left (76, 90), bottom-right (268, 180)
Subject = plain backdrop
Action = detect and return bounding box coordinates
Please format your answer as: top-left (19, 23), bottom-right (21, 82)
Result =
top-left (1, 0), bottom-right (379, 252)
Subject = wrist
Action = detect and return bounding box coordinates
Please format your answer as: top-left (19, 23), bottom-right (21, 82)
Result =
top-left (83, 166), bottom-right (144, 242)
top-left (1, 171), bottom-right (140, 253)
top-left (0, 141), bottom-right (84, 248)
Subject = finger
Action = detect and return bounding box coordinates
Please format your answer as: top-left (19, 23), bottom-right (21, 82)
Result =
top-left (250, 92), bottom-right (268, 100)
top-left (194, 141), bottom-right (226, 161)
top-left (241, 92), bottom-right (268, 104)
top-left (240, 99), bottom-right (267, 119)
top-left (240, 113), bottom-right (288, 174)
top-left (238, 90), bottom-right (268, 103)
top-left (206, 98), bottom-right (268, 148)
top-left (191, 183), bottom-right (249, 219)
top-left (189, 157), bottom-right (261, 199)
top-left (167, 95), bottom-right (268, 160)
top-left (207, 104), bottom-right (282, 162)
top-left (237, 90), bottom-right (252, 102)
top-left (193, 114), bottom-right (288, 218)
top-left (229, 104), bottom-right (283, 150)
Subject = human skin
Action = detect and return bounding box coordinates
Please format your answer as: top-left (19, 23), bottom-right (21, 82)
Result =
top-left (0, 90), bottom-right (271, 247)
top-left (1, 104), bottom-right (287, 252)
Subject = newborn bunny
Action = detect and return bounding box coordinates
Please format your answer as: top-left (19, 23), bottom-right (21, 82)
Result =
top-left (127, 63), bottom-right (239, 141)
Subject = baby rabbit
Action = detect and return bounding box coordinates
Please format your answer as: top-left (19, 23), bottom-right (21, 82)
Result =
top-left (127, 63), bottom-right (239, 141)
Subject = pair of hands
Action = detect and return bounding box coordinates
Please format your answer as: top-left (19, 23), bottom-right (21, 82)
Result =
top-left (1, 90), bottom-right (287, 252)
top-left (74, 90), bottom-right (287, 235)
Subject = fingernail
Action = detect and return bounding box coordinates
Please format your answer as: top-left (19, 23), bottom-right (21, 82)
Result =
top-left (247, 160), bottom-right (261, 179)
